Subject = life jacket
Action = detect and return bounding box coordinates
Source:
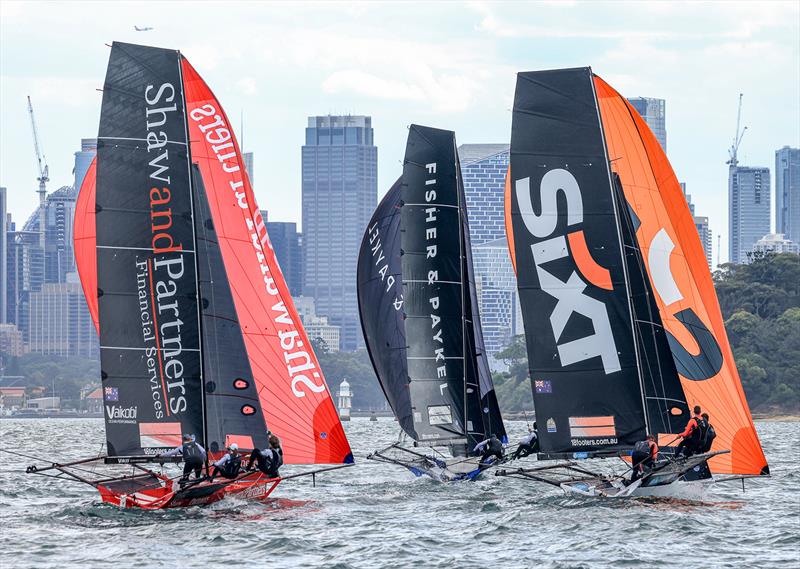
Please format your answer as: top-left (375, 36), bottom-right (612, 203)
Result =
top-left (632, 440), bottom-right (651, 463)
top-left (182, 442), bottom-right (204, 463)
top-left (220, 453), bottom-right (242, 478)
top-left (688, 417), bottom-right (708, 447)
top-left (487, 438), bottom-right (504, 454)
top-left (699, 423), bottom-right (717, 452)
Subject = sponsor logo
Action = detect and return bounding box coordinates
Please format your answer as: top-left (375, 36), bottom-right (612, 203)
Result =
top-left (104, 387), bottom-right (119, 402)
top-left (106, 405), bottom-right (138, 423)
top-left (515, 169), bottom-right (620, 375)
top-left (366, 219), bottom-right (403, 311)
top-left (188, 101), bottom-right (327, 401)
top-left (534, 379), bottom-right (552, 394)
top-left (546, 418), bottom-right (557, 433)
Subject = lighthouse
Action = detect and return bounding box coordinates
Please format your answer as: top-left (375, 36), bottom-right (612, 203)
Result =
top-left (337, 379), bottom-right (352, 421)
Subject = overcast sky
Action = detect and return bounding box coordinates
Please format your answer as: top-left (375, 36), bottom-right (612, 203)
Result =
top-left (1, 1), bottom-right (798, 264)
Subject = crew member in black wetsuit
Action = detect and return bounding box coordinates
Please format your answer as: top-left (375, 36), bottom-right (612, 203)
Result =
top-left (210, 443), bottom-right (242, 480)
top-left (511, 422), bottom-right (539, 460)
top-left (473, 434), bottom-right (504, 466)
top-left (247, 433), bottom-right (284, 478)
top-left (159, 434), bottom-right (207, 483)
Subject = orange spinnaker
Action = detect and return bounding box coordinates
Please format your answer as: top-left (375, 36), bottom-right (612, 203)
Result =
top-left (504, 166), bottom-right (517, 275)
top-left (181, 58), bottom-right (351, 465)
top-left (74, 156), bottom-right (99, 333)
top-left (594, 75), bottom-right (767, 475)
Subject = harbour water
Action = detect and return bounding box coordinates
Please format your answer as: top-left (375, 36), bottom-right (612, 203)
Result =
top-left (1, 418), bottom-right (797, 568)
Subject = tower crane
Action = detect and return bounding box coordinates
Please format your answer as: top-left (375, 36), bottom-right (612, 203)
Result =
top-left (27, 96), bottom-right (48, 247)
top-left (726, 93), bottom-right (747, 167)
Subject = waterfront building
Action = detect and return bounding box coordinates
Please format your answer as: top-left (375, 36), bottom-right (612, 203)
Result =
top-left (627, 97), bottom-right (667, 152)
top-left (28, 282), bottom-right (99, 359)
top-left (302, 115), bottom-right (377, 350)
top-left (751, 233), bottom-right (800, 256)
top-left (729, 166), bottom-right (770, 264)
top-left (775, 146), bottom-right (800, 244)
top-left (73, 139), bottom-right (97, 191)
top-left (292, 295), bottom-right (341, 352)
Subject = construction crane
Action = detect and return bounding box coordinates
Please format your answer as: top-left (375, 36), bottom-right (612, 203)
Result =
top-left (726, 93), bottom-right (747, 167)
top-left (27, 95), bottom-right (48, 247)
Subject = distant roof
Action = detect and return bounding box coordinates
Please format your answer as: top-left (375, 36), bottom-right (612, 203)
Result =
top-left (86, 387), bottom-right (103, 400)
top-left (0, 387), bottom-right (25, 395)
top-left (457, 144), bottom-right (509, 165)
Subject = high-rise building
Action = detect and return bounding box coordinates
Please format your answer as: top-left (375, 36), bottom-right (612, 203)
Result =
top-left (458, 144), bottom-right (509, 245)
top-left (265, 220), bottom-right (303, 296)
top-left (775, 146), bottom-right (800, 244)
top-left (73, 138), bottom-right (97, 191)
top-left (457, 144), bottom-right (523, 362)
top-left (6, 228), bottom-right (45, 339)
top-left (28, 282), bottom-right (98, 358)
top-left (627, 97), bottom-right (667, 152)
top-left (243, 152), bottom-right (254, 186)
top-left (694, 216), bottom-right (712, 270)
top-left (472, 237), bottom-right (523, 362)
top-left (23, 186), bottom-right (78, 283)
top-left (0, 187), bottom-right (6, 323)
top-left (729, 166), bottom-right (770, 264)
top-left (682, 183), bottom-right (712, 269)
top-left (302, 115), bottom-right (377, 351)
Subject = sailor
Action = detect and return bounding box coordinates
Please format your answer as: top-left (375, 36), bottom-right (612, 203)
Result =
top-left (247, 433), bottom-right (284, 478)
top-left (474, 434), bottom-right (504, 465)
top-left (210, 442), bottom-right (243, 480)
top-left (159, 434), bottom-right (206, 482)
top-left (630, 434), bottom-right (658, 482)
top-left (698, 412), bottom-right (717, 453)
top-left (511, 422), bottom-right (539, 460)
top-left (675, 405), bottom-right (706, 458)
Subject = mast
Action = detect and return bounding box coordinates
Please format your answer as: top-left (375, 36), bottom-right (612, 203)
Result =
top-left (589, 72), bottom-right (651, 436)
top-left (456, 138), bottom-right (469, 452)
top-left (177, 53), bottom-right (208, 458)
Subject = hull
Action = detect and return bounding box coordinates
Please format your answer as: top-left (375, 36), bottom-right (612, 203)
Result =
top-left (97, 471), bottom-right (281, 509)
top-left (406, 457), bottom-right (487, 483)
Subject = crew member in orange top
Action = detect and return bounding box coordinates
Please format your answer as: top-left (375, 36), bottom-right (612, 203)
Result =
top-left (675, 405), bottom-right (705, 458)
top-left (630, 434), bottom-right (659, 482)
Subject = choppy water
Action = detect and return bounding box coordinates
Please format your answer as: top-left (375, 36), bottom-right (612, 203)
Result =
top-left (0, 418), bottom-right (798, 569)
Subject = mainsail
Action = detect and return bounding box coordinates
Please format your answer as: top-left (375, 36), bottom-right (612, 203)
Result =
top-left (358, 125), bottom-right (505, 453)
top-left (77, 42), bottom-right (352, 464)
top-left (506, 67), bottom-right (768, 475)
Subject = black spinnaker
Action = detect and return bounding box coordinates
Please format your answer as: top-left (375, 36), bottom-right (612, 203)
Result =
top-left (358, 125), bottom-right (506, 458)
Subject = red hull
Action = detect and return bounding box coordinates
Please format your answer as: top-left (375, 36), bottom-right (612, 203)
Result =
top-left (97, 472), bottom-right (281, 509)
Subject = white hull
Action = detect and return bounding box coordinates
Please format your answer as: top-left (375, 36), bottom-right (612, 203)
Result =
top-left (561, 477), bottom-right (714, 499)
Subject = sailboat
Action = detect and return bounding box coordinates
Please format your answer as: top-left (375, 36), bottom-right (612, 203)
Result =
top-left (25, 42), bottom-right (353, 509)
top-left (496, 67), bottom-right (768, 498)
top-left (358, 125), bottom-right (506, 482)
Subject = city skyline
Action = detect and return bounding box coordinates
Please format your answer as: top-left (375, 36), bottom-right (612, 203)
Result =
top-left (1, 2), bottom-right (798, 266)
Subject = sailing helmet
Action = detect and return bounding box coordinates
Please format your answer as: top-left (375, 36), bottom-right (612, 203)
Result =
top-left (228, 442), bottom-right (239, 451)
top-left (183, 433), bottom-right (193, 442)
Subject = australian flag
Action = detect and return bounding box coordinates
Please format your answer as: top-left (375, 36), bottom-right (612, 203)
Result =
top-left (104, 386), bottom-right (119, 402)
top-left (534, 380), bottom-right (552, 394)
